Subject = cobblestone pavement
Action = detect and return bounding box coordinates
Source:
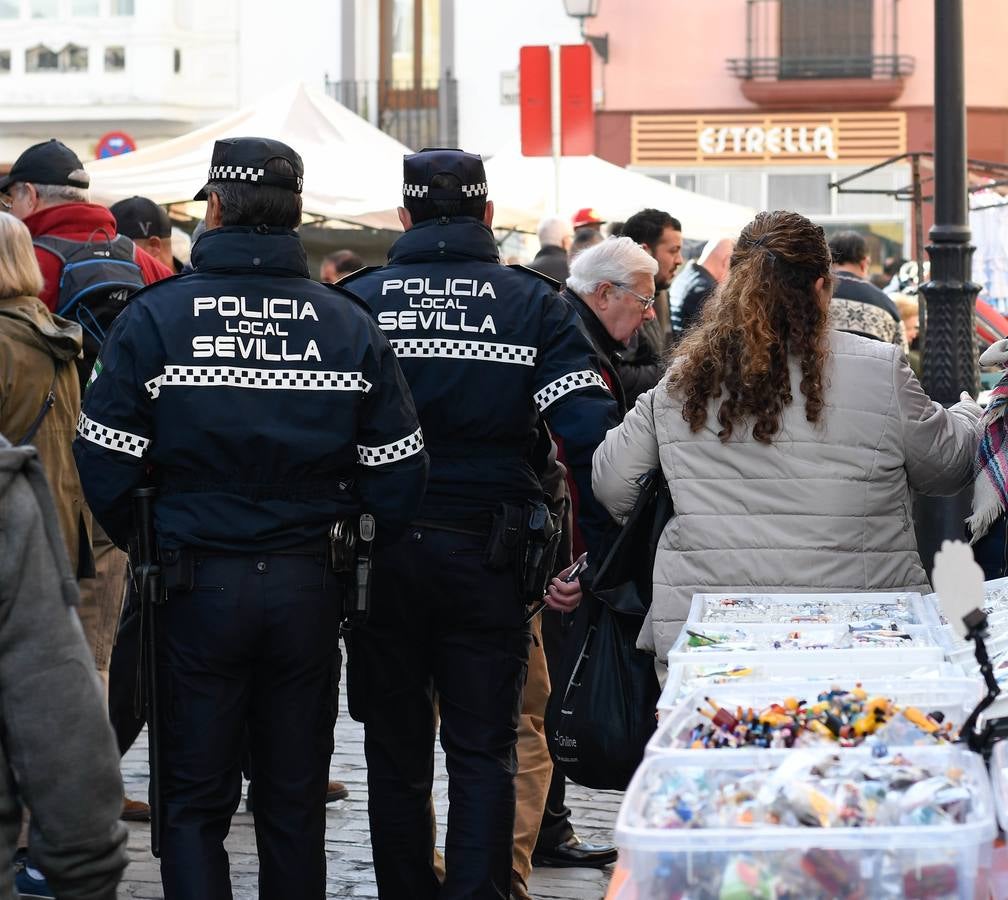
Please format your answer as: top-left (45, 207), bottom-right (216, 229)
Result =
top-left (119, 673), bottom-right (621, 899)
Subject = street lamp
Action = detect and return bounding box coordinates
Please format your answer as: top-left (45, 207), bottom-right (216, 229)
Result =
top-left (914, 0), bottom-right (980, 571)
top-left (563, 0), bottom-right (609, 63)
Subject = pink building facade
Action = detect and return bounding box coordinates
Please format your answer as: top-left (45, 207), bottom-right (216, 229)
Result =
top-left (584, 0), bottom-right (1008, 256)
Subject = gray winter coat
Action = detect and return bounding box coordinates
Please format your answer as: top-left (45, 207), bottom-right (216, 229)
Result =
top-left (591, 330), bottom-right (983, 661)
top-left (0, 438), bottom-right (127, 899)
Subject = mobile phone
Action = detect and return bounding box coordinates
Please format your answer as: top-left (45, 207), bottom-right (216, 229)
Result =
top-left (524, 553), bottom-right (588, 624)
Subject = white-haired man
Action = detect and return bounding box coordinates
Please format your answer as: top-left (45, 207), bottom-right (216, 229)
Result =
top-left (564, 236), bottom-right (659, 418)
top-left (530, 215), bottom-right (574, 283)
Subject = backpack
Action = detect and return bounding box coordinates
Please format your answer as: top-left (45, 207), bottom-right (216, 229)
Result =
top-left (33, 229), bottom-right (145, 392)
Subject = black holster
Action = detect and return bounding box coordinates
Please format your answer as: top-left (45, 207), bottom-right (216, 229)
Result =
top-left (329, 515), bottom-right (374, 625)
top-left (485, 501), bottom-right (561, 605)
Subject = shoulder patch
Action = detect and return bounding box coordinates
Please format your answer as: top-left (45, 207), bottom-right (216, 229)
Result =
top-left (507, 264), bottom-right (562, 291)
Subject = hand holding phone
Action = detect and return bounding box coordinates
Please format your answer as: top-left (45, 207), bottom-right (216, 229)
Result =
top-left (524, 553), bottom-right (588, 624)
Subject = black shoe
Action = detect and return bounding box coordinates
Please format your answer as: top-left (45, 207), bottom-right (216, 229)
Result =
top-left (532, 835), bottom-right (618, 869)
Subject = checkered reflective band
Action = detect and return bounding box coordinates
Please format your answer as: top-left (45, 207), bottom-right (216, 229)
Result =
top-left (403, 183), bottom-right (429, 198)
top-left (534, 370), bottom-right (610, 411)
top-left (77, 411), bottom-right (150, 458)
top-left (207, 165), bottom-right (265, 184)
top-left (143, 366), bottom-right (373, 399)
top-left (357, 427), bottom-right (425, 467)
top-left (390, 339), bottom-right (537, 366)
top-left (461, 182), bottom-right (488, 198)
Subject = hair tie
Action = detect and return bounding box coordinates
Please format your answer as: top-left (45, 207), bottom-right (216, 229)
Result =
top-left (751, 235), bottom-right (776, 264)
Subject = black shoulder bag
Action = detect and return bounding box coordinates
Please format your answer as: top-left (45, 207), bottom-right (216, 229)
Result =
top-left (544, 466), bottom-right (674, 790)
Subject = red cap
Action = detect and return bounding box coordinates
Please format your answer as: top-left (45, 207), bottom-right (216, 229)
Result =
top-left (572, 207), bottom-right (605, 228)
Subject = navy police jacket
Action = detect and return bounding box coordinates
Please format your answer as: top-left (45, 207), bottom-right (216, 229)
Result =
top-left (342, 217), bottom-right (618, 554)
top-left (73, 226), bottom-right (429, 551)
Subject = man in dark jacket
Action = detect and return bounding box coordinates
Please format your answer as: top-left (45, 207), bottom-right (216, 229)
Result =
top-left (341, 148), bottom-right (618, 900)
top-left (75, 137), bottom-right (429, 900)
top-left (529, 215), bottom-right (573, 284)
top-left (828, 230), bottom-right (904, 345)
top-left (668, 237), bottom-right (733, 339)
top-left (0, 438), bottom-right (127, 900)
top-left (618, 209), bottom-right (684, 404)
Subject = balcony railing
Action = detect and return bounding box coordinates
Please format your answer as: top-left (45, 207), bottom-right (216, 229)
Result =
top-left (324, 77), bottom-right (458, 151)
top-left (728, 54), bottom-right (914, 80)
top-left (727, 0), bottom-right (914, 82)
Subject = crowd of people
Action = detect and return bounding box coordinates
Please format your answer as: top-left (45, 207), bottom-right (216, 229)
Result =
top-left (0, 132), bottom-right (994, 900)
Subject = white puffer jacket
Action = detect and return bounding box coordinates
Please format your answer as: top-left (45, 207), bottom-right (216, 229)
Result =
top-left (591, 330), bottom-right (983, 661)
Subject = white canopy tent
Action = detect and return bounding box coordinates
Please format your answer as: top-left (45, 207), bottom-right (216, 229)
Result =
top-left (85, 82), bottom-right (405, 229)
top-left (478, 145), bottom-right (755, 241)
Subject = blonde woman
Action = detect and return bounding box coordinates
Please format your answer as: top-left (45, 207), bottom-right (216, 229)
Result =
top-left (0, 210), bottom-right (86, 573)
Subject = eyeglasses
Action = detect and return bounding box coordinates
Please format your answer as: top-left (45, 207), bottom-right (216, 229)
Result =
top-left (0, 195), bottom-right (11, 212)
top-left (617, 283), bottom-right (656, 312)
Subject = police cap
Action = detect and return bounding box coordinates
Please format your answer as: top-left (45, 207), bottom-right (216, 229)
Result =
top-left (403, 148), bottom-right (487, 205)
top-left (194, 136), bottom-right (304, 201)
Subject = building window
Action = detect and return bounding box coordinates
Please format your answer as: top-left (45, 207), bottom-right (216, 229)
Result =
top-left (29, 0), bottom-right (58, 17)
top-left (25, 44), bottom-right (58, 72)
top-left (381, 0), bottom-right (440, 86)
top-left (105, 46), bottom-right (125, 72)
top-left (0, 50), bottom-right (10, 73)
top-left (779, 0), bottom-right (873, 79)
top-left (111, 0), bottom-right (135, 14)
top-left (59, 43), bottom-right (88, 72)
top-left (0, 1), bottom-right (18, 20)
top-left (72, 0), bottom-right (99, 14)
top-left (768, 173), bottom-right (832, 216)
top-left (173, 48), bottom-right (181, 73)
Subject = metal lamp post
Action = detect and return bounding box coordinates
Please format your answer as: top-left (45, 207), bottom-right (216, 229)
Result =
top-left (914, 0), bottom-right (980, 571)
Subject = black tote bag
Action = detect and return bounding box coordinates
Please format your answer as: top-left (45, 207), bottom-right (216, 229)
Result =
top-left (544, 468), bottom-right (673, 791)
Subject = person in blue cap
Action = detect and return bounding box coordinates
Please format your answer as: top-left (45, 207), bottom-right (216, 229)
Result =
top-left (340, 148), bottom-right (619, 900)
top-left (74, 136), bottom-right (429, 900)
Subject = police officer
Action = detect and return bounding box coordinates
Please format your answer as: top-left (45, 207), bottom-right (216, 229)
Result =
top-left (73, 137), bottom-right (429, 900)
top-left (340, 149), bottom-right (618, 900)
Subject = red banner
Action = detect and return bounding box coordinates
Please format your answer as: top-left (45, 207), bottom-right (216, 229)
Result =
top-left (519, 45), bottom-right (552, 157)
top-left (560, 44), bottom-right (594, 156)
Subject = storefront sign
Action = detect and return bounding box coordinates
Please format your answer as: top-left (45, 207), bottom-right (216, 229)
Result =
top-left (631, 112), bottom-right (906, 167)
top-left (698, 124), bottom-right (837, 160)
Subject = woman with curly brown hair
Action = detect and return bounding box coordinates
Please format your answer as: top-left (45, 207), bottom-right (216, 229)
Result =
top-left (591, 210), bottom-right (983, 661)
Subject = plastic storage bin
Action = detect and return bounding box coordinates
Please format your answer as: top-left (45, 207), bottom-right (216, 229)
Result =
top-left (657, 659), bottom-right (965, 718)
top-left (615, 747), bottom-right (995, 900)
top-left (649, 677), bottom-right (981, 756)
top-left (686, 591), bottom-right (941, 629)
top-left (667, 623), bottom-right (944, 672)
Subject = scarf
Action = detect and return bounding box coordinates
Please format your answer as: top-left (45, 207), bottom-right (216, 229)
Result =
top-left (968, 372), bottom-right (1008, 541)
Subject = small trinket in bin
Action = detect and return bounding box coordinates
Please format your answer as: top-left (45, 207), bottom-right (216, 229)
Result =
top-left (800, 849), bottom-right (863, 899)
top-left (902, 864), bottom-right (958, 899)
top-left (717, 856), bottom-right (779, 900)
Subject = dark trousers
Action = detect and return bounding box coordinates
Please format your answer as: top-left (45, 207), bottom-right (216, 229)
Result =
top-left (536, 609), bottom-right (575, 850)
top-left (156, 552), bottom-right (340, 900)
top-left (345, 526), bottom-right (530, 900)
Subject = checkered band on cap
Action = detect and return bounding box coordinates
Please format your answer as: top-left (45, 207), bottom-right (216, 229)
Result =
top-left (77, 411), bottom-right (150, 458)
top-left (534, 370), bottom-right (610, 411)
top-left (390, 339), bottom-right (537, 367)
top-left (461, 182), bottom-right (488, 198)
top-left (144, 366), bottom-right (372, 399)
top-left (358, 427), bottom-right (425, 467)
top-left (207, 165), bottom-right (265, 184)
top-left (403, 183), bottom-right (429, 198)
